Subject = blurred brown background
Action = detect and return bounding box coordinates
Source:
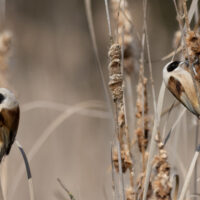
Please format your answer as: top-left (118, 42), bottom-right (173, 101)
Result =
top-left (2, 0), bottom-right (195, 200)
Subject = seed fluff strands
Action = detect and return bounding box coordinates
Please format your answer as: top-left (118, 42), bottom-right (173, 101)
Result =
top-left (150, 133), bottom-right (172, 200)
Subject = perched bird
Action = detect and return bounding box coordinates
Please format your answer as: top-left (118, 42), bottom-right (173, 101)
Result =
top-left (0, 88), bottom-right (19, 162)
top-left (163, 61), bottom-right (200, 118)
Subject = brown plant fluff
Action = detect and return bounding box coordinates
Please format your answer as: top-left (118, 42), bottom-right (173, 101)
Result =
top-left (125, 186), bottom-right (135, 200)
top-left (150, 133), bottom-right (172, 200)
top-left (0, 31), bottom-right (12, 88)
top-left (111, 0), bottom-right (136, 74)
top-left (112, 144), bottom-right (133, 173)
top-left (185, 31), bottom-right (200, 81)
top-left (135, 76), bottom-right (149, 153)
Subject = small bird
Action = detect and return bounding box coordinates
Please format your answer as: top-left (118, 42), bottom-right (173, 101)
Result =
top-left (163, 61), bottom-right (200, 118)
top-left (0, 88), bottom-right (20, 162)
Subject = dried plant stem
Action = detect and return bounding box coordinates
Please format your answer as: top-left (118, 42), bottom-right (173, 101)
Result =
top-left (104, 0), bottom-right (112, 39)
top-left (21, 100), bottom-right (109, 119)
top-left (124, 76), bottom-right (135, 137)
top-left (179, 146), bottom-right (200, 200)
top-left (143, 0), bottom-right (157, 114)
top-left (183, 0), bottom-right (190, 31)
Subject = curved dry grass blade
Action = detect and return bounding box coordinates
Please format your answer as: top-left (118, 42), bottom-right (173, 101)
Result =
top-left (11, 101), bottom-right (108, 199)
top-left (179, 145), bottom-right (200, 200)
top-left (142, 81), bottom-right (166, 200)
top-left (21, 100), bottom-right (109, 119)
top-left (164, 108), bottom-right (186, 146)
top-left (21, 100), bottom-right (105, 112)
top-left (162, 101), bottom-right (176, 139)
top-left (29, 101), bottom-right (107, 160)
top-left (161, 102), bottom-right (180, 117)
top-left (57, 178), bottom-right (76, 200)
top-left (161, 46), bottom-right (182, 61)
top-left (15, 140), bottom-right (35, 200)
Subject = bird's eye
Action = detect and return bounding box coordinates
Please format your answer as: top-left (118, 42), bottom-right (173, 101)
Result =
top-left (0, 93), bottom-right (5, 104)
top-left (167, 61), bottom-right (180, 72)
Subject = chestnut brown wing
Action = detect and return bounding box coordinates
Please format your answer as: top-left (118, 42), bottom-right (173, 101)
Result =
top-left (1, 106), bottom-right (20, 156)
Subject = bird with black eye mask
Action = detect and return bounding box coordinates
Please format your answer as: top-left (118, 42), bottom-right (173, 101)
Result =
top-left (0, 88), bottom-right (20, 162)
top-left (163, 61), bottom-right (200, 118)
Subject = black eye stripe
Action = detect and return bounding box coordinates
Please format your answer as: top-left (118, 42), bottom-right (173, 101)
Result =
top-left (0, 93), bottom-right (5, 104)
top-left (167, 61), bottom-right (181, 72)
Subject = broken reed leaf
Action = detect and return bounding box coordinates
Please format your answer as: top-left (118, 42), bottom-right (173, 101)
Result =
top-left (57, 178), bottom-right (76, 200)
top-left (15, 140), bottom-right (35, 200)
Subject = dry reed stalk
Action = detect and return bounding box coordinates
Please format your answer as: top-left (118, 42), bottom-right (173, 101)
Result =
top-left (111, 0), bottom-right (136, 74)
top-left (110, 0), bottom-right (140, 143)
top-left (108, 43), bottom-right (132, 170)
top-left (108, 42), bottom-right (134, 199)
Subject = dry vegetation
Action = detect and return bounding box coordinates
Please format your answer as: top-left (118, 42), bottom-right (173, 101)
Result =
top-left (0, 0), bottom-right (199, 200)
